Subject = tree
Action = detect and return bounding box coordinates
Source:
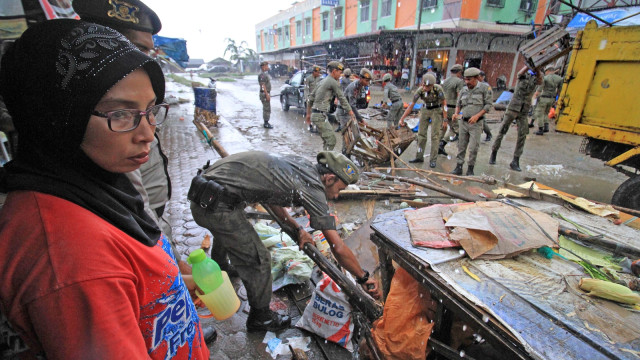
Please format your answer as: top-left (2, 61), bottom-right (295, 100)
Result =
top-left (224, 38), bottom-right (249, 64)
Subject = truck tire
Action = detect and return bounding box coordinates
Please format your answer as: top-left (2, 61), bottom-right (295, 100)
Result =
top-left (280, 96), bottom-right (290, 111)
top-left (611, 175), bottom-right (640, 211)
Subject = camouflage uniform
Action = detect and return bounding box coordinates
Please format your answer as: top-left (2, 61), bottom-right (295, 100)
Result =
top-left (456, 82), bottom-right (492, 167)
top-left (383, 82), bottom-right (403, 128)
top-left (534, 73), bottom-right (563, 128)
top-left (308, 76), bottom-right (351, 150)
top-left (491, 71), bottom-right (538, 158)
top-left (258, 70), bottom-right (271, 124)
top-left (440, 75), bottom-right (464, 140)
top-left (190, 152), bottom-right (338, 310)
top-left (413, 84), bottom-right (445, 161)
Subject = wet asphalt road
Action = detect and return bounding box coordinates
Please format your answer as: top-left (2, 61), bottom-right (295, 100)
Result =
top-left (158, 73), bottom-right (628, 359)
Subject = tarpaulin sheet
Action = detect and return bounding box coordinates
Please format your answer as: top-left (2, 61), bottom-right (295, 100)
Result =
top-left (153, 35), bottom-right (189, 68)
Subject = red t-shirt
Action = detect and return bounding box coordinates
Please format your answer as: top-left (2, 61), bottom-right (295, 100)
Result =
top-left (0, 191), bottom-right (210, 359)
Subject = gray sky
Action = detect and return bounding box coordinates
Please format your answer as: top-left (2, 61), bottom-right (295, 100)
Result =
top-left (152, 0), bottom-right (294, 62)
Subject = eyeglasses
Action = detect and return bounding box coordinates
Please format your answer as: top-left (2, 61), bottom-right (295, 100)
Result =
top-left (91, 103), bottom-right (169, 132)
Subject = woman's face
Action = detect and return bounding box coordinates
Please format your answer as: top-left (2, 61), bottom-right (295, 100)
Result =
top-left (81, 68), bottom-right (157, 173)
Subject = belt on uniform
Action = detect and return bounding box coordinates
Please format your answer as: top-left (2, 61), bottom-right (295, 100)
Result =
top-left (424, 104), bottom-right (441, 110)
top-left (391, 99), bottom-right (402, 105)
top-left (312, 108), bottom-right (327, 114)
top-left (541, 95), bottom-right (555, 98)
top-left (462, 116), bottom-right (484, 122)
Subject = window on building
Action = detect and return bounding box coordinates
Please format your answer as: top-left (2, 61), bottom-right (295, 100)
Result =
top-left (381, 0), bottom-right (392, 17)
top-left (322, 12), bottom-right (328, 31)
top-left (486, 0), bottom-right (504, 7)
top-left (422, 0), bottom-right (437, 9)
top-left (305, 18), bottom-right (311, 35)
top-left (296, 21), bottom-right (301, 37)
top-left (334, 7), bottom-right (343, 29)
top-left (519, 0), bottom-right (535, 11)
top-left (256, 35), bottom-right (261, 50)
top-left (361, 0), bottom-right (370, 22)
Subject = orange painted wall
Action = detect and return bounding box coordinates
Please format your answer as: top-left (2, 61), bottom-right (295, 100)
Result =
top-left (290, 18), bottom-right (296, 46)
top-left (313, 7), bottom-right (321, 42)
top-left (274, 26), bottom-right (278, 50)
top-left (460, 0), bottom-right (481, 20)
top-left (345, 0), bottom-right (358, 36)
top-left (534, 0), bottom-right (548, 26)
top-left (260, 30), bottom-right (265, 51)
top-left (395, 0), bottom-right (417, 28)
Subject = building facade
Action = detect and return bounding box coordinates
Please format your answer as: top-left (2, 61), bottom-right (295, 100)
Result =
top-left (255, 0), bottom-right (580, 88)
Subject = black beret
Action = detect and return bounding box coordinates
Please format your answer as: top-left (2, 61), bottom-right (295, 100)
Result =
top-left (73, 0), bottom-right (162, 35)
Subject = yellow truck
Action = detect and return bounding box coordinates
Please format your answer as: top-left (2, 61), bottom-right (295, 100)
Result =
top-left (556, 20), bottom-right (640, 211)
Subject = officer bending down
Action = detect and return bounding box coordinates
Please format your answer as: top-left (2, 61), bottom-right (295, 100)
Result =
top-left (188, 151), bottom-right (381, 332)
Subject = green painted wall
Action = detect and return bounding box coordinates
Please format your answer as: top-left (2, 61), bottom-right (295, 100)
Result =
top-left (295, 14), bottom-right (303, 45)
top-left (418, 1), bottom-right (444, 24)
top-left (331, 1), bottom-right (346, 39)
top-left (356, 0), bottom-right (371, 34)
top-left (478, 0), bottom-right (537, 24)
top-left (303, 10), bottom-right (313, 44)
top-left (377, 0), bottom-right (396, 30)
top-left (320, 8), bottom-right (331, 41)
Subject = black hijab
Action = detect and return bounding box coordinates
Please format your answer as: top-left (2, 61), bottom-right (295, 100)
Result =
top-left (0, 19), bottom-right (165, 246)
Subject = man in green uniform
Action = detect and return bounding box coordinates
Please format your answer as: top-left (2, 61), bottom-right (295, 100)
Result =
top-left (533, 64), bottom-right (563, 135)
top-left (304, 65), bottom-right (322, 132)
top-left (258, 61), bottom-right (273, 129)
top-left (337, 68), bottom-right (371, 136)
top-left (489, 66), bottom-right (542, 171)
top-left (478, 70), bottom-right (494, 142)
top-left (381, 73), bottom-right (404, 129)
top-left (398, 74), bottom-right (447, 168)
top-left (335, 68), bottom-right (354, 132)
top-left (189, 151), bottom-right (381, 332)
top-left (439, 64), bottom-right (465, 155)
top-left (451, 67), bottom-right (493, 176)
top-left (306, 61), bottom-right (355, 150)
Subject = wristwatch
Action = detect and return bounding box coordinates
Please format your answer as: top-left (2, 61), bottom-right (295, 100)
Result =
top-left (356, 270), bottom-right (370, 284)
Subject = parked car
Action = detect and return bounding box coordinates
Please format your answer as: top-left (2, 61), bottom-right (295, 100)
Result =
top-left (280, 70), bottom-right (370, 115)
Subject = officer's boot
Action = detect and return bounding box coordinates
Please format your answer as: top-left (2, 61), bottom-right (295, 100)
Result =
top-left (528, 119), bottom-right (535, 128)
top-left (484, 130), bottom-right (492, 142)
top-left (438, 140), bottom-right (448, 156)
top-left (451, 164), bottom-right (463, 175)
top-left (535, 126), bottom-right (544, 135)
top-left (543, 123), bottom-right (549, 133)
top-left (510, 157), bottom-right (522, 172)
top-left (466, 165), bottom-right (474, 176)
top-left (489, 150), bottom-right (497, 165)
top-left (246, 307), bottom-right (291, 332)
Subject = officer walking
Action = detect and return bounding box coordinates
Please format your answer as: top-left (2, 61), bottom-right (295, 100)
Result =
top-left (478, 70), bottom-right (494, 142)
top-left (337, 68), bottom-right (372, 135)
top-left (304, 65), bottom-right (322, 132)
top-left (258, 61), bottom-right (273, 129)
top-left (189, 151), bottom-right (381, 332)
top-left (306, 61), bottom-right (355, 150)
top-left (451, 67), bottom-right (492, 176)
top-left (439, 64), bottom-right (465, 155)
top-left (398, 74), bottom-right (447, 168)
top-left (489, 66), bottom-right (542, 171)
top-left (533, 64), bottom-right (563, 135)
top-left (381, 73), bottom-right (404, 129)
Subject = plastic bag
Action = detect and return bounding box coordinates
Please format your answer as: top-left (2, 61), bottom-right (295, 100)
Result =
top-left (295, 274), bottom-right (354, 351)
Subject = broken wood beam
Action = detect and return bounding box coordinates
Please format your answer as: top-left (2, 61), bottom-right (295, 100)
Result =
top-left (364, 172), bottom-right (481, 202)
top-left (374, 167), bottom-right (497, 185)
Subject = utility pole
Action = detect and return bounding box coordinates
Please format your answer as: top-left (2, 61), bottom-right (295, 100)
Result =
top-left (409, 0), bottom-right (424, 89)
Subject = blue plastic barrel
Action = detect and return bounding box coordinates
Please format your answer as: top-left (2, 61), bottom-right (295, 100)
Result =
top-left (194, 87), bottom-right (217, 113)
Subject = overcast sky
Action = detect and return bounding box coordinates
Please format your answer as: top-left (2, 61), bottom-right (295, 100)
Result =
top-left (152, 0), bottom-right (295, 61)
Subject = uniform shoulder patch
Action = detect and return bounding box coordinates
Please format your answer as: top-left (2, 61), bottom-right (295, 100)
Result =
top-left (107, 0), bottom-right (140, 24)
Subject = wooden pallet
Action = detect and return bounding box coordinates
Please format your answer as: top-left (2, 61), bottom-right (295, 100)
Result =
top-left (519, 26), bottom-right (572, 70)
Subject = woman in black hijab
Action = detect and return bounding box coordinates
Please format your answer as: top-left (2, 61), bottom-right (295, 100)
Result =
top-left (0, 20), bottom-right (209, 359)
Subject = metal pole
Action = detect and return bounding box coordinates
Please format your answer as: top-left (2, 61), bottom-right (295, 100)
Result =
top-left (409, 0), bottom-right (424, 89)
